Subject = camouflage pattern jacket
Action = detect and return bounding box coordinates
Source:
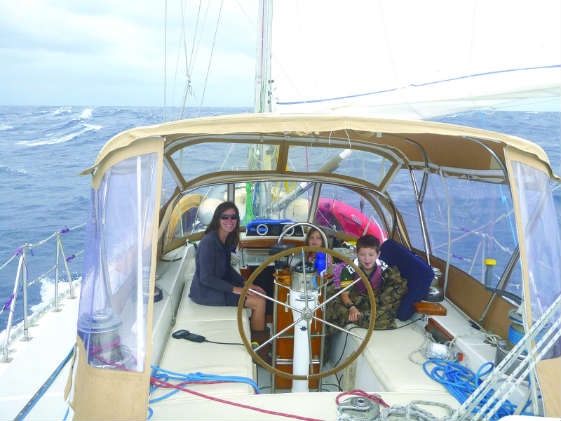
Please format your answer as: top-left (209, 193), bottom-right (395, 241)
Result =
top-left (325, 262), bottom-right (408, 330)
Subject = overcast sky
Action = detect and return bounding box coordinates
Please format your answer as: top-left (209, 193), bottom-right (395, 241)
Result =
top-left (0, 1), bottom-right (258, 107)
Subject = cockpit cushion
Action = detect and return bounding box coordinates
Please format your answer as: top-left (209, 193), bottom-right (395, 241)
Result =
top-left (380, 239), bottom-right (433, 321)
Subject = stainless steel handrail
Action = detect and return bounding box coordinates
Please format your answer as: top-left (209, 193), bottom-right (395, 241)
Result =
top-left (1, 223), bottom-right (85, 362)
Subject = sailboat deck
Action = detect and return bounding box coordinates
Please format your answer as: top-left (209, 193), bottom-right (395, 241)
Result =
top-left (149, 389), bottom-right (459, 420)
top-left (152, 254), bottom-right (255, 401)
top-left (149, 246), bottom-right (466, 419)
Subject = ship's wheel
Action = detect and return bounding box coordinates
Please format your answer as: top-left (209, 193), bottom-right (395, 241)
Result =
top-left (237, 224), bottom-right (376, 381)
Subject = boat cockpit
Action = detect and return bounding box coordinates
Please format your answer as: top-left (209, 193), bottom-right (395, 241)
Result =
top-left (67, 114), bottom-right (561, 420)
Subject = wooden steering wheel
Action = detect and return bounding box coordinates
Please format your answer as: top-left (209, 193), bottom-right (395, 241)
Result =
top-left (237, 243), bottom-right (376, 381)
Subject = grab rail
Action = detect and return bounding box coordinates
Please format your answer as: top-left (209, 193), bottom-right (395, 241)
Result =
top-left (0, 223), bottom-right (85, 362)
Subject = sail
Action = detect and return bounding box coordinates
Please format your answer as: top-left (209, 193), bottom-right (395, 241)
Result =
top-left (268, 0), bottom-right (561, 119)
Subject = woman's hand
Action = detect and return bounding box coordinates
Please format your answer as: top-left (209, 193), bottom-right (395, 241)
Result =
top-left (348, 306), bottom-right (361, 322)
top-left (247, 285), bottom-right (266, 296)
top-left (233, 284), bottom-right (266, 296)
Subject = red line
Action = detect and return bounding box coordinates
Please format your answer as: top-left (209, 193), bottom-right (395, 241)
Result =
top-left (151, 377), bottom-right (325, 421)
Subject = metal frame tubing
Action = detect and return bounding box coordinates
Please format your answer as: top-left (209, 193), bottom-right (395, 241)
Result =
top-left (409, 166), bottom-right (432, 265)
top-left (2, 254), bottom-right (24, 362)
top-left (479, 246), bottom-right (520, 323)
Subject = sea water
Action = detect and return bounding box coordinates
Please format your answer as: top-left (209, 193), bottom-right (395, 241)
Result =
top-left (0, 106), bottom-right (559, 329)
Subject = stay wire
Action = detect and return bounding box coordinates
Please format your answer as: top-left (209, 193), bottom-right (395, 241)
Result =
top-left (198, 0), bottom-right (224, 116)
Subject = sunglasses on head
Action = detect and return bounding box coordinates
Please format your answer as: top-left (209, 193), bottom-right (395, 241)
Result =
top-left (220, 214), bottom-right (238, 220)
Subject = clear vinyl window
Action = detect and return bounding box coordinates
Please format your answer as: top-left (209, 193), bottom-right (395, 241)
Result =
top-left (512, 162), bottom-right (561, 330)
top-left (287, 146), bottom-right (391, 187)
top-left (78, 153), bottom-right (158, 372)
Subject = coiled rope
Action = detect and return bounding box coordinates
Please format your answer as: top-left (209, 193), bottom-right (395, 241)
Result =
top-left (423, 359), bottom-right (519, 420)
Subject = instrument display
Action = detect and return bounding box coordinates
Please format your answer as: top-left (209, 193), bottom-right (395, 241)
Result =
top-left (245, 220), bottom-right (305, 238)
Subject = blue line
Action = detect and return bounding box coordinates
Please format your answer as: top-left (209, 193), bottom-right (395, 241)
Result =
top-left (277, 64), bottom-right (561, 105)
top-left (15, 347), bottom-right (75, 421)
top-left (62, 406), bottom-right (70, 421)
top-left (279, 87), bottom-right (398, 105)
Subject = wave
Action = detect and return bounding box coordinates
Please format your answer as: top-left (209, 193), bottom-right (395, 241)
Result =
top-left (79, 108), bottom-right (93, 119)
top-left (0, 124), bottom-right (13, 131)
top-left (52, 107), bottom-right (73, 116)
top-left (0, 164), bottom-right (27, 176)
top-left (16, 123), bottom-right (102, 147)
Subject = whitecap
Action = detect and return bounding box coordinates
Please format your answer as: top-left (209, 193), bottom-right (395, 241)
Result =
top-left (16, 124), bottom-right (101, 147)
top-left (52, 107), bottom-right (72, 115)
top-left (30, 275), bottom-right (82, 314)
top-left (0, 124), bottom-right (13, 131)
top-left (0, 164), bottom-right (28, 175)
top-left (79, 108), bottom-right (93, 119)
top-left (83, 123), bottom-right (102, 131)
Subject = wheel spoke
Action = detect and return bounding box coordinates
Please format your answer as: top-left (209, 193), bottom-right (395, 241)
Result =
top-left (310, 313), bottom-right (365, 340)
top-left (249, 288), bottom-right (303, 315)
top-left (253, 313), bottom-right (304, 352)
top-left (311, 277), bottom-right (362, 313)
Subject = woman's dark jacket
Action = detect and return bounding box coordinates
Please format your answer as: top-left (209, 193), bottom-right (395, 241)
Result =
top-left (189, 230), bottom-right (245, 305)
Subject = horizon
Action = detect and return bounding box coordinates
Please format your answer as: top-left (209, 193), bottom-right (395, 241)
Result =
top-left (0, 101), bottom-right (558, 112)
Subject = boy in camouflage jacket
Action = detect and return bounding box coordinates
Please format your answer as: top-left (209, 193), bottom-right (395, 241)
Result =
top-left (326, 234), bottom-right (408, 330)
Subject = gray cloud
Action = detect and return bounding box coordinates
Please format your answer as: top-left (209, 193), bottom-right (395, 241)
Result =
top-left (0, 0), bottom-right (258, 106)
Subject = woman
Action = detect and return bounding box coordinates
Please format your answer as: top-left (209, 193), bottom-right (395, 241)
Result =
top-left (189, 202), bottom-right (269, 353)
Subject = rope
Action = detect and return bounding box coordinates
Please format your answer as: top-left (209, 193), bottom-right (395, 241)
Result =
top-left (0, 225), bottom-right (84, 316)
top-left (423, 359), bottom-right (517, 420)
top-left (13, 347), bottom-right (74, 421)
top-left (151, 365), bottom-right (260, 395)
top-left (0, 293), bottom-right (15, 315)
top-left (149, 377), bottom-right (324, 421)
top-left (178, 0), bottom-right (194, 120)
top-left (335, 389), bottom-right (389, 407)
top-left (23, 249), bottom-right (83, 289)
top-left (408, 330), bottom-right (432, 366)
top-left (336, 389), bottom-right (453, 421)
top-left (0, 224), bottom-right (85, 272)
top-left (379, 400), bottom-right (454, 421)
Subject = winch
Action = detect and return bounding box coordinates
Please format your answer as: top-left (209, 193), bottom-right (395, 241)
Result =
top-left (337, 396), bottom-right (381, 421)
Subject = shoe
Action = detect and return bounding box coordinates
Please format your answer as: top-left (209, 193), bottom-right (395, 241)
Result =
top-left (251, 327), bottom-right (272, 365)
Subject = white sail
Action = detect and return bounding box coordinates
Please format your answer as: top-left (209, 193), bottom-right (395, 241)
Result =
top-left (269, 0), bottom-right (561, 119)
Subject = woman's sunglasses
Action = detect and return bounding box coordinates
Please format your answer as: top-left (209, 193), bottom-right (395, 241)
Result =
top-left (220, 214), bottom-right (238, 220)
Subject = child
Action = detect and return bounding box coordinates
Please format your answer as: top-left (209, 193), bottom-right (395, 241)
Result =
top-left (326, 234), bottom-right (407, 330)
top-left (305, 227), bottom-right (332, 280)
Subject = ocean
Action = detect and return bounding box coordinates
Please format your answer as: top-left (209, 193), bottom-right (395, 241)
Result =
top-left (0, 106), bottom-right (559, 330)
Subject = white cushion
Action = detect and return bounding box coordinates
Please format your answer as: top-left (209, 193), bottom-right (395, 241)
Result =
top-left (175, 281), bottom-right (251, 324)
top-left (154, 286), bottom-right (255, 401)
top-left (350, 324), bottom-right (447, 393)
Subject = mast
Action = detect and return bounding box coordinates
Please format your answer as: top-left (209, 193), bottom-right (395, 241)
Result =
top-left (246, 0), bottom-right (274, 223)
top-left (254, 0), bottom-right (273, 113)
